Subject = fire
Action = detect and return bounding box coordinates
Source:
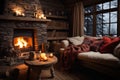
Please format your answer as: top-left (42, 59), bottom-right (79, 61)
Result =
top-left (15, 37), bottom-right (28, 48)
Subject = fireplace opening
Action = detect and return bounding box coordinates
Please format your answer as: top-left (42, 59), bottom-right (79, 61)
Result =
top-left (13, 29), bottom-right (34, 52)
top-left (14, 36), bottom-right (33, 50)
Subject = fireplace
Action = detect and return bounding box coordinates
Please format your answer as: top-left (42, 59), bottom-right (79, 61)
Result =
top-left (13, 29), bottom-right (34, 52)
top-left (0, 0), bottom-right (50, 58)
top-left (0, 20), bottom-right (48, 58)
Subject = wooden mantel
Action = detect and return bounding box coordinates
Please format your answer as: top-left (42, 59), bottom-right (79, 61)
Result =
top-left (0, 15), bottom-right (51, 22)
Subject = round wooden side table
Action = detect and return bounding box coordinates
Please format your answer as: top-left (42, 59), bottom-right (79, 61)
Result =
top-left (24, 55), bottom-right (58, 80)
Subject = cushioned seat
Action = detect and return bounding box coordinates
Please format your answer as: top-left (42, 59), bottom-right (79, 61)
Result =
top-left (60, 36), bottom-right (120, 77)
top-left (78, 51), bottom-right (120, 68)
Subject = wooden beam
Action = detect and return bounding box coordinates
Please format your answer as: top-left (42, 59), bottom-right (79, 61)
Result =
top-left (0, 15), bottom-right (51, 22)
top-left (83, 0), bottom-right (112, 7)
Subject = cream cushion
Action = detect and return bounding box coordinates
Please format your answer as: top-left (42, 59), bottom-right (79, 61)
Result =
top-left (78, 51), bottom-right (120, 68)
top-left (67, 36), bottom-right (84, 45)
top-left (61, 40), bottom-right (69, 48)
top-left (114, 43), bottom-right (120, 58)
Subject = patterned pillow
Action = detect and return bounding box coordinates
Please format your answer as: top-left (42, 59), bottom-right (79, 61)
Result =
top-left (61, 40), bottom-right (69, 48)
top-left (90, 39), bottom-right (103, 52)
top-left (82, 37), bottom-right (95, 45)
top-left (114, 43), bottom-right (120, 58)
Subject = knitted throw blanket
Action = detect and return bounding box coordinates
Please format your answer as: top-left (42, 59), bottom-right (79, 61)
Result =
top-left (62, 44), bottom-right (90, 70)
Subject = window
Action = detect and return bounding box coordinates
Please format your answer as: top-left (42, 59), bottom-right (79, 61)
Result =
top-left (84, 0), bottom-right (118, 36)
top-left (84, 15), bottom-right (93, 35)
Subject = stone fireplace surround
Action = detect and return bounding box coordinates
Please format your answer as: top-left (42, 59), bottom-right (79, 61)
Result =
top-left (0, 19), bottom-right (47, 50)
top-left (0, 0), bottom-right (51, 57)
top-left (0, 19), bottom-right (48, 58)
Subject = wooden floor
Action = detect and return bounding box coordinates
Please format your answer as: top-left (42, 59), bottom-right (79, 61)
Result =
top-left (17, 63), bottom-right (118, 80)
top-left (0, 57), bottom-right (119, 80)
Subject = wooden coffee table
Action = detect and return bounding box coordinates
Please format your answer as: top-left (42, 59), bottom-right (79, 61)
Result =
top-left (24, 55), bottom-right (58, 80)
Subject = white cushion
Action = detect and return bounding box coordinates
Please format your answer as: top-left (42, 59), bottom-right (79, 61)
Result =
top-left (67, 36), bottom-right (84, 45)
top-left (78, 51), bottom-right (119, 61)
top-left (61, 40), bottom-right (69, 48)
top-left (114, 43), bottom-right (120, 58)
top-left (78, 51), bottom-right (120, 68)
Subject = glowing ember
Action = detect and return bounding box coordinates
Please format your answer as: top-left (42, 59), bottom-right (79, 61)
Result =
top-left (15, 37), bottom-right (28, 48)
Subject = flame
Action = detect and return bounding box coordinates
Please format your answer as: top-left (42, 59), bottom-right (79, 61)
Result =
top-left (15, 37), bottom-right (28, 48)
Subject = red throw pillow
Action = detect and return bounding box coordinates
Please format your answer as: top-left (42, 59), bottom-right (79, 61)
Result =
top-left (100, 37), bottom-right (120, 53)
top-left (102, 36), bottom-right (112, 44)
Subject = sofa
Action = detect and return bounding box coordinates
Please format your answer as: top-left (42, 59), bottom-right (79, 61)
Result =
top-left (59, 36), bottom-right (120, 78)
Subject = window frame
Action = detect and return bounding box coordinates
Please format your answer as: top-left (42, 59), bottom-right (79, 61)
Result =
top-left (84, 0), bottom-right (119, 36)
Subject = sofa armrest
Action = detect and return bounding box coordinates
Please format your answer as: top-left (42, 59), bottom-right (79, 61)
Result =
top-left (61, 40), bottom-right (69, 48)
top-left (50, 40), bottom-right (69, 54)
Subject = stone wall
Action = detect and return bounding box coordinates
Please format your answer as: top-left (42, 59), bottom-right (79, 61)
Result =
top-left (4, 0), bottom-right (43, 17)
top-left (3, 0), bottom-right (65, 17)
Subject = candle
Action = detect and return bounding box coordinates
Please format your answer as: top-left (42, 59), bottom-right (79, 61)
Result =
top-left (49, 53), bottom-right (53, 58)
top-left (39, 50), bottom-right (41, 54)
top-left (34, 53), bottom-right (37, 59)
top-left (40, 53), bottom-right (45, 58)
top-left (21, 13), bottom-right (25, 16)
top-left (43, 16), bottom-right (46, 19)
top-left (43, 56), bottom-right (48, 61)
top-left (40, 53), bottom-right (48, 61)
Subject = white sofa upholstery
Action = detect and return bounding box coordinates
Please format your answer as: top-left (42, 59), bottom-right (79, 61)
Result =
top-left (60, 36), bottom-right (120, 78)
top-left (77, 51), bottom-right (120, 77)
top-left (78, 51), bottom-right (120, 68)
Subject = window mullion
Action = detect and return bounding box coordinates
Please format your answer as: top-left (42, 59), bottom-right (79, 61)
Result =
top-left (109, 2), bottom-right (111, 35)
top-left (93, 5), bottom-right (96, 36)
top-left (118, 0), bottom-right (120, 36)
top-left (102, 3), bottom-right (103, 36)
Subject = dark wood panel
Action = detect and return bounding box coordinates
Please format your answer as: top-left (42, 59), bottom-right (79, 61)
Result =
top-left (61, 0), bottom-right (112, 7)
top-left (0, 0), bottom-right (6, 14)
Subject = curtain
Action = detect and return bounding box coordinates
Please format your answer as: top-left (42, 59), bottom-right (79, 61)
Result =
top-left (73, 1), bottom-right (84, 36)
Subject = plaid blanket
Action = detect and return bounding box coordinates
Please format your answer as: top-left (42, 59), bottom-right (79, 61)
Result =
top-left (62, 44), bottom-right (90, 70)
